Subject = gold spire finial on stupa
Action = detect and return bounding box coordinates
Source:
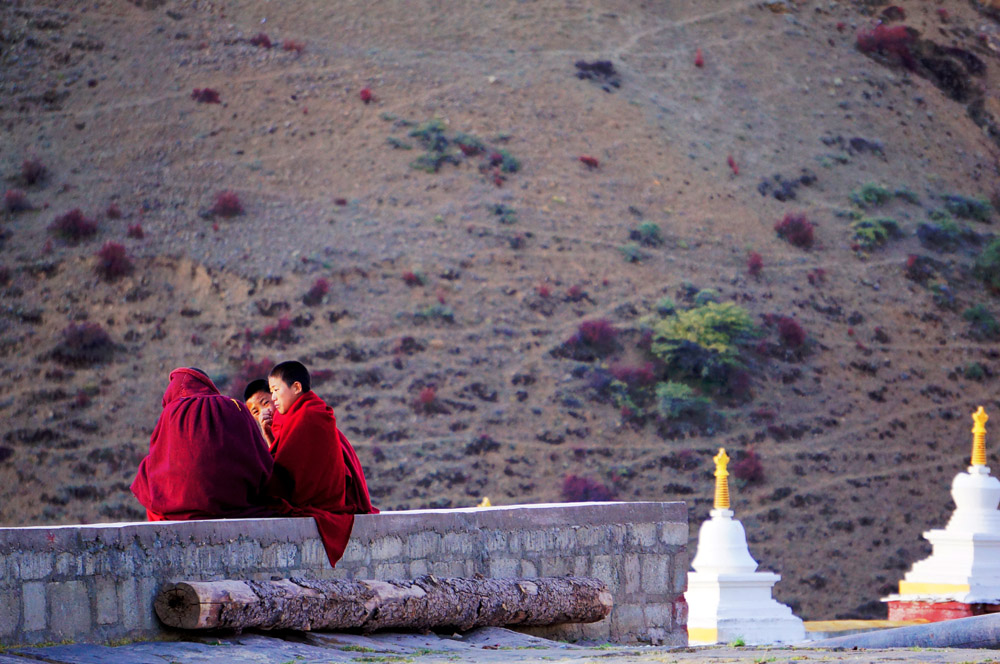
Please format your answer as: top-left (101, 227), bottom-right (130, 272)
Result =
top-left (971, 406), bottom-right (989, 467)
top-left (714, 448), bottom-right (731, 510)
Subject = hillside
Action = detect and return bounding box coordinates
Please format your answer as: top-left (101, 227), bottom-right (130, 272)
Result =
top-left (2, 0), bottom-right (1000, 621)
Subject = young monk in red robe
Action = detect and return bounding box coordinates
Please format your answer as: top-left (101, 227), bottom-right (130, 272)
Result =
top-left (266, 361), bottom-right (378, 566)
top-left (131, 367), bottom-right (275, 521)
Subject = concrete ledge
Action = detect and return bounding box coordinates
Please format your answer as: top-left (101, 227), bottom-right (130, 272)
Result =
top-left (0, 502), bottom-right (688, 646)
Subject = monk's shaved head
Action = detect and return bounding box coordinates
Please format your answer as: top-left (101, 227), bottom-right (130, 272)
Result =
top-left (269, 361), bottom-right (311, 393)
top-left (244, 379), bottom-right (269, 402)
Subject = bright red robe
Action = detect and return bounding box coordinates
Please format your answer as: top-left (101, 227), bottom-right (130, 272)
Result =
top-left (131, 368), bottom-right (275, 520)
top-left (268, 390), bottom-right (378, 566)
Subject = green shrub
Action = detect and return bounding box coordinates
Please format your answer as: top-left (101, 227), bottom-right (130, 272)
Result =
top-left (408, 119), bottom-right (449, 151)
top-left (964, 362), bottom-right (987, 381)
top-left (655, 297), bottom-right (676, 316)
top-left (410, 151), bottom-right (459, 173)
top-left (492, 204), bottom-right (517, 225)
top-left (386, 137), bottom-right (412, 150)
top-left (975, 238), bottom-right (1000, 291)
top-left (944, 195), bottom-right (993, 223)
top-left (453, 132), bottom-right (487, 154)
top-left (834, 208), bottom-right (864, 220)
top-left (630, 221), bottom-right (663, 247)
top-left (619, 242), bottom-right (646, 263)
top-left (694, 288), bottom-right (720, 305)
top-left (415, 303), bottom-right (455, 323)
top-left (851, 216), bottom-right (901, 250)
top-left (608, 379), bottom-right (642, 415)
top-left (650, 301), bottom-right (758, 361)
top-left (655, 381), bottom-right (711, 421)
top-left (894, 188), bottom-right (921, 205)
top-left (963, 304), bottom-right (1000, 340)
top-left (495, 149), bottom-right (520, 173)
top-left (850, 183), bottom-right (892, 208)
top-left (930, 282), bottom-right (958, 310)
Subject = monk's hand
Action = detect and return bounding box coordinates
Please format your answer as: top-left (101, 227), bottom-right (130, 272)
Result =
top-left (261, 411), bottom-right (275, 444)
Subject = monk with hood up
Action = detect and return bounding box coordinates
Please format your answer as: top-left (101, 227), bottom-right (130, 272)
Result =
top-left (131, 367), bottom-right (275, 521)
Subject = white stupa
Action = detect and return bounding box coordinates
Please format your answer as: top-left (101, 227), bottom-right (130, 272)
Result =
top-left (686, 448), bottom-right (805, 645)
top-left (885, 407), bottom-right (1000, 619)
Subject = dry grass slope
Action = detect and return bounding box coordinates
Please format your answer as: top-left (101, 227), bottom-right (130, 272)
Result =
top-left (2, 0), bottom-right (1000, 621)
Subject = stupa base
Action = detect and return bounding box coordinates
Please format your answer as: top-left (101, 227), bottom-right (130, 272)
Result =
top-left (887, 600), bottom-right (1000, 622)
top-left (688, 616), bottom-right (805, 645)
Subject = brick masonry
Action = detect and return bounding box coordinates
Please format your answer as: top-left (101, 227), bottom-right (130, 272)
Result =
top-left (0, 502), bottom-right (687, 646)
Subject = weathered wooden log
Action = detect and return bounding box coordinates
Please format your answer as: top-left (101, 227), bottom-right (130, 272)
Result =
top-left (155, 575), bottom-right (612, 632)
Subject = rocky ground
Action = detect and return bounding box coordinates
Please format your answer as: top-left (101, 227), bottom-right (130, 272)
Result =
top-left (3, 0), bottom-right (1000, 621)
top-left (5, 627), bottom-right (1000, 664)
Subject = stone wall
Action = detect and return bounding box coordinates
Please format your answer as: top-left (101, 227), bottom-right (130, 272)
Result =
top-left (0, 501), bottom-right (687, 646)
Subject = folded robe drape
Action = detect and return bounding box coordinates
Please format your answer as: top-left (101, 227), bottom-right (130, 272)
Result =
top-left (268, 390), bottom-right (378, 566)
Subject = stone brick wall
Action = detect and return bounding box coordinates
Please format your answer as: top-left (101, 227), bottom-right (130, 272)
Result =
top-left (0, 502), bottom-right (687, 646)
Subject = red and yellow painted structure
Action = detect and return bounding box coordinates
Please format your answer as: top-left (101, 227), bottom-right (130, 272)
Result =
top-left (885, 407), bottom-right (1000, 621)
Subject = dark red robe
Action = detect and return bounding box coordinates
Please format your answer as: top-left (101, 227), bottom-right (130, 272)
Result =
top-left (268, 390), bottom-right (378, 566)
top-left (131, 368), bottom-right (275, 520)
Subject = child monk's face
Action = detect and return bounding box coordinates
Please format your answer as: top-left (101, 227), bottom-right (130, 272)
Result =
top-left (268, 376), bottom-right (302, 414)
top-left (246, 391), bottom-right (274, 427)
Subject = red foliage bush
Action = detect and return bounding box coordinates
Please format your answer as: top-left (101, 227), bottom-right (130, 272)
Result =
top-left (226, 356), bottom-right (274, 396)
top-left (856, 24), bottom-right (916, 67)
top-left (260, 317), bottom-right (295, 344)
top-left (561, 474), bottom-right (616, 502)
top-left (694, 47), bottom-right (704, 68)
top-left (566, 284), bottom-right (587, 302)
top-left (402, 271), bottom-right (424, 287)
top-left (282, 39), bottom-right (305, 53)
top-left (302, 277), bottom-right (330, 306)
top-left (904, 254), bottom-right (937, 284)
top-left (4, 189), bottom-right (30, 212)
top-left (127, 223), bottom-right (145, 239)
top-left (249, 32), bottom-right (272, 48)
top-left (106, 203), bottom-right (122, 219)
top-left (191, 88), bottom-right (221, 103)
top-left (774, 212), bottom-right (814, 249)
top-left (610, 361), bottom-right (657, 387)
top-left (536, 284), bottom-right (551, 298)
top-left (211, 190), bottom-right (244, 217)
top-left (414, 385), bottom-right (449, 414)
top-left (95, 242), bottom-right (134, 281)
top-left (418, 386), bottom-right (436, 405)
top-left (21, 158), bottom-right (46, 185)
top-left (747, 251), bottom-right (763, 277)
top-left (50, 208), bottom-right (98, 243)
top-left (579, 155), bottom-right (599, 169)
top-left (575, 319), bottom-right (618, 353)
top-left (777, 316), bottom-right (806, 348)
top-left (727, 154), bottom-right (739, 176)
top-left (359, 87), bottom-right (373, 104)
top-left (732, 448), bottom-right (764, 484)
top-left (51, 322), bottom-right (116, 366)
top-left (807, 267), bottom-right (827, 286)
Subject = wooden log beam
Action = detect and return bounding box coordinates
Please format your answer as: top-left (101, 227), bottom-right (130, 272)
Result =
top-left (155, 575), bottom-right (612, 632)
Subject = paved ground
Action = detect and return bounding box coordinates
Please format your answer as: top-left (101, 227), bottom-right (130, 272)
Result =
top-left (4, 628), bottom-right (1000, 664)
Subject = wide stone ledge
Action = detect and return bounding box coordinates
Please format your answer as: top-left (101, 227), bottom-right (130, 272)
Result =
top-left (0, 502), bottom-right (688, 646)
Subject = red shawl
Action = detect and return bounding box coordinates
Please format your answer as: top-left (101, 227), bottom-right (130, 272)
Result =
top-left (268, 390), bottom-right (378, 566)
top-left (131, 368), bottom-right (275, 520)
